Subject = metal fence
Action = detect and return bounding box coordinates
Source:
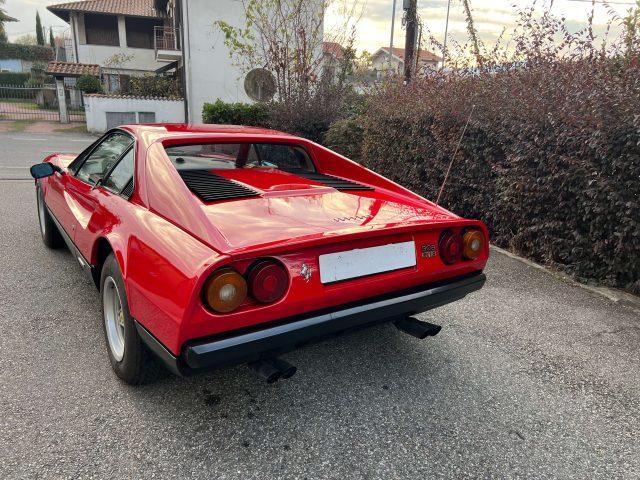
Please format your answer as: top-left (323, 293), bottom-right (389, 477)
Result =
top-left (0, 84), bottom-right (85, 122)
top-left (154, 26), bottom-right (181, 52)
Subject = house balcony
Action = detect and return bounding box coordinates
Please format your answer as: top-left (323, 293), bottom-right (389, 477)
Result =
top-left (154, 26), bottom-right (181, 62)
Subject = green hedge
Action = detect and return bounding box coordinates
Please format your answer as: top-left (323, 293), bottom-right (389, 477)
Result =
top-left (0, 43), bottom-right (54, 62)
top-left (202, 86), bottom-right (360, 143)
top-left (202, 99), bottom-right (269, 126)
top-left (76, 75), bottom-right (102, 94)
top-left (359, 60), bottom-right (640, 292)
top-left (124, 74), bottom-right (182, 98)
top-left (0, 72), bottom-right (30, 85)
top-left (324, 117), bottom-right (364, 162)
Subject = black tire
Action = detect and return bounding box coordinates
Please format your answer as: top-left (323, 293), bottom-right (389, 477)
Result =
top-left (100, 253), bottom-right (166, 385)
top-left (36, 184), bottom-right (64, 249)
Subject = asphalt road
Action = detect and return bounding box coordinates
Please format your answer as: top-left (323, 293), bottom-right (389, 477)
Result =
top-left (1, 131), bottom-right (639, 479)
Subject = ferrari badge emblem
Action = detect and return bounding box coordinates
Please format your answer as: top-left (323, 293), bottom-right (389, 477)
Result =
top-left (300, 263), bottom-right (311, 282)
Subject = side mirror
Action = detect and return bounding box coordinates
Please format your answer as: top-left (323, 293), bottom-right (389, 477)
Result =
top-left (30, 163), bottom-right (59, 179)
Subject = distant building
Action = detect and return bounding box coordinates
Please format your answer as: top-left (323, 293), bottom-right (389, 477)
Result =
top-left (0, 45), bottom-right (54, 73)
top-left (322, 41), bottom-right (344, 80)
top-left (371, 47), bottom-right (441, 77)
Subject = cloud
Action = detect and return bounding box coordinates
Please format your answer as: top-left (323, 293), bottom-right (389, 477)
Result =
top-left (328, 0), bottom-right (630, 52)
top-left (3, 0), bottom-right (628, 53)
top-left (4, 0), bottom-right (70, 40)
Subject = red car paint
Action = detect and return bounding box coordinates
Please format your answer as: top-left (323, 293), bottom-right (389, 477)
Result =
top-left (39, 124), bottom-right (489, 356)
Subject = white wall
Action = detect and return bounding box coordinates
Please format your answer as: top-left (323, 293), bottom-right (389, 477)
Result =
top-left (182, 0), bottom-right (324, 123)
top-left (84, 95), bottom-right (185, 133)
top-left (371, 52), bottom-right (402, 75)
top-left (76, 44), bottom-right (160, 72)
top-left (182, 0), bottom-right (253, 123)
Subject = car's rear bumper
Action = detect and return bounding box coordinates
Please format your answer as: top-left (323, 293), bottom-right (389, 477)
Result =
top-left (135, 271), bottom-right (486, 376)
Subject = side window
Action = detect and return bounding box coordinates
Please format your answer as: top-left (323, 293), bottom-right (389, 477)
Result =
top-left (67, 135), bottom-right (106, 173)
top-left (102, 148), bottom-right (134, 194)
top-left (75, 133), bottom-right (133, 185)
top-left (254, 144), bottom-right (314, 170)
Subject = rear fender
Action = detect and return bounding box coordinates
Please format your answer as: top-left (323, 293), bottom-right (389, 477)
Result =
top-left (90, 236), bottom-right (126, 288)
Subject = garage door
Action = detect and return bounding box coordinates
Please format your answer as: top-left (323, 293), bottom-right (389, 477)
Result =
top-left (106, 112), bottom-right (136, 130)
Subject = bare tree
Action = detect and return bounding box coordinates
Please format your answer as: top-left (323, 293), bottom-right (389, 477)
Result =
top-left (215, 0), bottom-right (360, 101)
top-left (0, 0), bottom-right (9, 43)
top-left (461, 0), bottom-right (483, 68)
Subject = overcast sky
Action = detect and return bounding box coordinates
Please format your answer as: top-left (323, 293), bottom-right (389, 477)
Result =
top-left (3, 0), bottom-right (634, 53)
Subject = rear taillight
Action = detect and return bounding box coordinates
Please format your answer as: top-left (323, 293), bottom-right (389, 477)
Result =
top-left (247, 260), bottom-right (289, 303)
top-left (462, 229), bottom-right (484, 260)
top-left (203, 268), bottom-right (247, 313)
top-left (439, 230), bottom-right (462, 265)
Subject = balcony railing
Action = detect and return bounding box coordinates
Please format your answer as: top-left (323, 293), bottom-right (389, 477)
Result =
top-left (154, 26), bottom-right (181, 61)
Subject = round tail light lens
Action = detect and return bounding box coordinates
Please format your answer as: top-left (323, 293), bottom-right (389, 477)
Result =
top-left (203, 268), bottom-right (247, 313)
top-left (462, 230), bottom-right (484, 260)
top-left (248, 260), bottom-right (289, 303)
top-left (439, 230), bottom-right (462, 265)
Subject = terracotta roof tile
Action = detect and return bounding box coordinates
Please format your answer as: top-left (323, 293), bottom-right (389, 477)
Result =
top-left (323, 41), bottom-right (344, 59)
top-left (84, 93), bottom-right (183, 101)
top-left (46, 61), bottom-right (101, 77)
top-left (48, 0), bottom-right (164, 19)
top-left (379, 47), bottom-right (441, 63)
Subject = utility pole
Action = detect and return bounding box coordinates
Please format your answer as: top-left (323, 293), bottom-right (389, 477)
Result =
top-left (442, 0), bottom-right (451, 69)
top-left (415, 21), bottom-right (422, 73)
top-left (403, 0), bottom-right (418, 83)
top-left (388, 0), bottom-right (397, 75)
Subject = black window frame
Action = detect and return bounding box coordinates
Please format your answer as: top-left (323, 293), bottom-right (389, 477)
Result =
top-left (70, 129), bottom-right (135, 197)
top-left (99, 145), bottom-right (136, 198)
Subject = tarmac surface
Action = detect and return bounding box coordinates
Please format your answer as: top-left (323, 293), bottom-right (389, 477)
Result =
top-left (1, 132), bottom-right (638, 479)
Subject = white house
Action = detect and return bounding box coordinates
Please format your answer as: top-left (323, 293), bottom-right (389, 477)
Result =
top-left (371, 47), bottom-right (441, 77)
top-left (47, 0), bottom-right (325, 125)
top-left (154, 0), bottom-right (320, 123)
top-left (48, 0), bottom-right (169, 91)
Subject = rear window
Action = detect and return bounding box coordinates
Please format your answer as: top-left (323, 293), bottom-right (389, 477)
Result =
top-left (164, 143), bottom-right (314, 172)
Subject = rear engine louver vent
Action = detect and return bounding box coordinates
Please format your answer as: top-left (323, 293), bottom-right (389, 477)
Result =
top-left (178, 169), bottom-right (260, 202)
top-left (282, 169), bottom-right (373, 191)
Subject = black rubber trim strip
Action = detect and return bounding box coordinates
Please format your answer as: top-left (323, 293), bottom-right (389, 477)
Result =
top-left (134, 321), bottom-right (183, 376)
top-left (182, 272), bottom-right (486, 371)
top-left (45, 200), bottom-right (96, 283)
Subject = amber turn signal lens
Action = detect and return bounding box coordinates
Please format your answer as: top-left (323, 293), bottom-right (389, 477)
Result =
top-left (203, 268), bottom-right (247, 313)
top-left (462, 230), bottom-right (484, 260)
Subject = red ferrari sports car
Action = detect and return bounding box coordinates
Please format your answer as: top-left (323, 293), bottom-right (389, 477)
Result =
top-left (30, 124), bottom-right (488, 384)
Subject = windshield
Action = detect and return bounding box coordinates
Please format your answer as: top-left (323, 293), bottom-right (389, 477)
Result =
top-left (164, 143), bottom-right (315, 172)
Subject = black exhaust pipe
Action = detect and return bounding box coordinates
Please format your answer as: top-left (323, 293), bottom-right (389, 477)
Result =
top-left (248, 359), bottom-right (282, 383)
top-left (269, 357), bottom-right (297, 379)
top-left (395, 316), bottom-right (442, 339)
top-left (248, 357), bottom-right (297, 383)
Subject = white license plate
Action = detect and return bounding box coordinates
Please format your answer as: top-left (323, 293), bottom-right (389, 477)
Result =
top-left (319, 241), bottom-right (416, 284)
